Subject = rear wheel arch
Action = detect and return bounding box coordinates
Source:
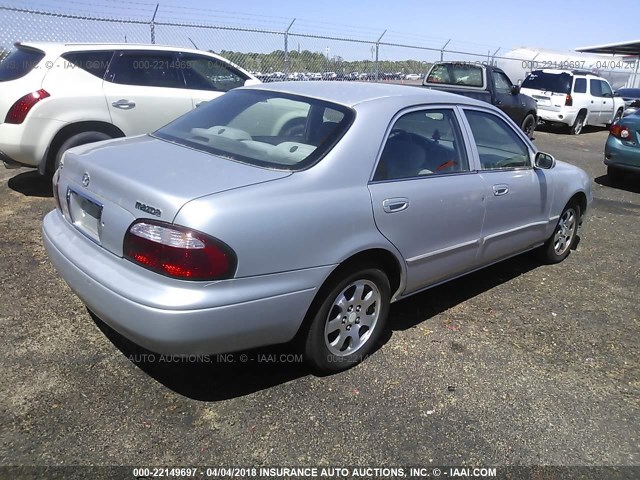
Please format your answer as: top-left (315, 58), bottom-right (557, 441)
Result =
top-left (335, 249), bottom-right (403, 297)
top-left (43, 121), bottom-right (125, 174)
top-left (576, 108), bottom-right (588, 123)
top-left (293, 248), bottom-right (403, 340)
top-left (569, 109), bottom-right (588, 135)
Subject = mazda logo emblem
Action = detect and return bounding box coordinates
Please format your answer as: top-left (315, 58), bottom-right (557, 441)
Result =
top-left (81, 173), bottom-right (90, 187)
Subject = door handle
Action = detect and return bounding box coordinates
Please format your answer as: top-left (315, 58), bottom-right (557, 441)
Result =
top-left (111, 99), bottom-right (136, 110)
top-left (382, 198), bottom-right (409, 213)
top-left (492, 184), bottom-right (509, 196)
top-left (195, 101), bottom-right (207, 108)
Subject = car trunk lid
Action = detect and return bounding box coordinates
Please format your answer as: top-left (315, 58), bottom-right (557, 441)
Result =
top-left (58, 135), bottom-right (292, 255)
top-left (61, 134), bottom-right (292, 221)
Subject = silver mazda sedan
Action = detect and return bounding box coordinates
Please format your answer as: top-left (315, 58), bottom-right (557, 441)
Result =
top-left (43, 82), bottom-right (592, 373)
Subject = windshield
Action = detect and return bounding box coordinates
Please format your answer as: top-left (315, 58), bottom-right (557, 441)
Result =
top-left (154, 89), bottom-right (354, 170)
top-left (521, 70), bottom-right (572, 94)
top-left (0, 46), bottom-right (45, 82)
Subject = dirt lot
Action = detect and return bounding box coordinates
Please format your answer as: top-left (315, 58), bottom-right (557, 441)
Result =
top-left (0, 126), bottom-right (638, 474)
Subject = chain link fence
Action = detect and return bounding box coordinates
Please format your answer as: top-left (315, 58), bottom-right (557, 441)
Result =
top-left (1, 3), bottom-right (638, 88)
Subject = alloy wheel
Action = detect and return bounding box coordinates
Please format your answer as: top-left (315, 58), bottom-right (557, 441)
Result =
top-left (553, 207), bottom-right (577, 256)
top-left (324, 279), bottom-right (381, 356)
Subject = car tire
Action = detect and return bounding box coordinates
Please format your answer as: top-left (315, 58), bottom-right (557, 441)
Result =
top-left (607, 109), bottom-right (624, 128)
top-left (537, 202), bottom-right (580, 264)
top-left (521, 114), bottom-right (536, 139)
top-left (52, 131), bottom-right (112, 173)
top-left (303, 266), bottom-right (390, 373)
top-left (570, 113), bottom-right (585, 135)
top-left (607, 165), bottom-right (623, 183)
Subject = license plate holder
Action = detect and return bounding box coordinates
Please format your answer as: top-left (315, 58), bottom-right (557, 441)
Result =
top-left (67, 189), bottom-right (103, 243)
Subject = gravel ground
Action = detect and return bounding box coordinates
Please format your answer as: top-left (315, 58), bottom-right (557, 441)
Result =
top-left (0, 126), bottom-right (638, 476)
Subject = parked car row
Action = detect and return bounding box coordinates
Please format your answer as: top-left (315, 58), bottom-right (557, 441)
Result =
top-left (515, 67), bottom-right (639, 180)
top-left (252, 71), bottom-right (423, 82)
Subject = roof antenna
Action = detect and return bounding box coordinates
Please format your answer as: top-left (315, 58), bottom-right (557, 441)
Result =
top-left (188, 37), bottom-right (199, 50)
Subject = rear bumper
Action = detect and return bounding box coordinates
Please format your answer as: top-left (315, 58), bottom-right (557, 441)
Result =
top-left (537, 107), bottom-right (577, 126)
top-left (0, 118), bottom-right (64, 168)
top-left (43, 210), bottom-right (332, 355)
top-left (0, 150), bottom-right (25, 169)
top-left (604, 158), bottom-right (640, 173)
top-left (604, 137), bottom-right (640, 172)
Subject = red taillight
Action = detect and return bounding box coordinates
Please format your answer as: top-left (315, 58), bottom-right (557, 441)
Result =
top-left (123, 220), bottom-right (236, 281)
top-left (5, 89), bottom-right (50, 124)
top-left (565, 94), bottom-right (573, 106)
top-left (610, 124), bottom-right (632, 140)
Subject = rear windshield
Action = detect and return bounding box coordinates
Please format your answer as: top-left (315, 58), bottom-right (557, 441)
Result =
top-left (426, 63), bottom-right (484, 88)
top-left (154, 89), bottom-right (354, 170)
top-left (0, 47), bottom-right (45, 82)
top-left (521, 70), bottom-right (571, 94)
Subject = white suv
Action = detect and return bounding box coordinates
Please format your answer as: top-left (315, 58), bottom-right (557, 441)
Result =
top-left (521, 69), bottom-right (624, 135)
top-left (0, 42), bottom-right (259, 174)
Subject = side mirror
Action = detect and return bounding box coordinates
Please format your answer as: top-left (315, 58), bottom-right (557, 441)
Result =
top-left (244, 78), bottom-right (261, 86)
top-left (614, 91), bottom-right (620, 97)
top-left (534, 151), bottom-right (555, 169)
top-left (511, 85), bottom-right (520, 95)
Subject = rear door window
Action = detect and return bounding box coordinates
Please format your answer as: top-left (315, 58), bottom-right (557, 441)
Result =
top-left (0, 47), bottom-right (45, 81)
top-left (374, 109), bottom-right (469, 181)
top-left (107, 51), bottom-right (185, 88)
top-left (61, 51), bottom-right (114, 79)
top-left (180, 54), bottom-right (247, 92)
top-left (590, 79), bottom-right (603, 97)
top-left (573, 78), bottom-right (587, 94)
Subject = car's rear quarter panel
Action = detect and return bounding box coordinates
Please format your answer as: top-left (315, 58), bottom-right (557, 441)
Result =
top-left (174, 100), bottom-right (404, 279)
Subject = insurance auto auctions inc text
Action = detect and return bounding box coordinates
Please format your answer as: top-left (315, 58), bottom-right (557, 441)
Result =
top-left (191, 466), bottom-right (497, 478)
